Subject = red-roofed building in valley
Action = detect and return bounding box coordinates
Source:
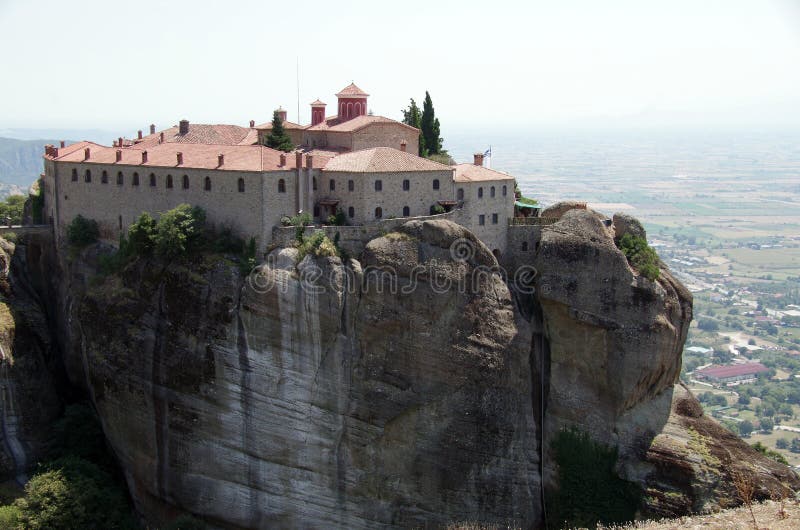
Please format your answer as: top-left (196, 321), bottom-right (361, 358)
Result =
top-left (694, 363), bottom-right (769, 385)
top-left (40, 82), bottom-right (547, 260)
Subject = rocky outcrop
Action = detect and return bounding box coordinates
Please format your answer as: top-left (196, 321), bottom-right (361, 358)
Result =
top-left (0, 236), bottom-right (62, 482)
top-left (71, 220), bottom-right (540, 529)
top-left (533, 209), bottom-right (799, 515)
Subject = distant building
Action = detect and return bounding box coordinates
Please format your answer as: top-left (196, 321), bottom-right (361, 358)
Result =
top-left (695, 362), bottom-right (769, 385)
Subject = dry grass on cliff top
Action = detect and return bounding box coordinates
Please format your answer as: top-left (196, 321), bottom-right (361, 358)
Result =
top-left (600, 499), bottom-right (800, 530)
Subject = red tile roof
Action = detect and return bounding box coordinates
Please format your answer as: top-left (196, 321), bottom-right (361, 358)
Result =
top-left (133, 124), bottom-right (256, 148)
top-left (696, 363), bottom-right (769, 379)
top-left (323, 147), bottom-right (451, 173)
top-left (453, 163), bottom-right (515, 182)
top-left (310, 99), bottom-right (327, 106)
top-left (52, 142), bottom-right (297, 172)
top-left (254, 120), bottom-right (305, 130)
top-left (336, 83), bottom-right (369, 98)
top-left (305, 114), bottom-right (417, 133)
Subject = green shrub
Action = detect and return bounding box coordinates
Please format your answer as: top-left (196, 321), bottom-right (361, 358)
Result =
top-left (67, 215), bottom-right (100, 247)
top-left (289, 212), bottom-right (312, 242)
top-left (0, 195), bottom-right (25, 226)
top-left (153, 204), bottom-right (206, 259)
top-left (296, 231), bottom-right (338, 260)
top-left (0, 504), bottom-right (21, 528)
top-left (517, 196), bottom-right (538, 206)
top-left (618, 233), bottom-right (660, 281)
top-left (3, 232), bottom-right (17, 244)
top-left (325, 209), bottom-right (346, 226)
top-left (162, 514), bottom-right (208, 530)
top-left (127, 212), bottom-right (157, 256)
top-left (14, 457), bottom-right (135, 530)
top-left (430, 204), bottom-right (445, 215)
top-left (30, 180), bottom-right (45, 224)
top-left (547, 428), bottom-right (641, 529)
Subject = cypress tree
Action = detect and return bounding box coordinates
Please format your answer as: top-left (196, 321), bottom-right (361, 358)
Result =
top-left (266, 110), bottom-right (294, 152)
top-left (402, 98), bottom-right (426, 156)
top-left (420, 91), bottom-right (443, 155)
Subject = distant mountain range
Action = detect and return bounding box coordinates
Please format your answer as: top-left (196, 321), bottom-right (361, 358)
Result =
top-left (0, 137), bottom-right (61, 190)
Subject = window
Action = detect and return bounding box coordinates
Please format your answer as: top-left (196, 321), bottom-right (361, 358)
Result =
top-left (478, 187), bottom-right (484, 198)
top-left (149, 173), bottom-right (156, 187)
top-left (479, 214), bottom-right (485, 226)
top-left (403, 206), bottom-right (410, 217)
top-left (278, 178), bottom-right (285, 193)
top-left (313, 205), bottom-right (320, 217)
top-left (119, 215), bottom-right (122, 230)
top-left (330, 179), bottom-right (335, 191)
top-left (204, 177), bottom-right (211, 191)
top-left (375, 180), bottom-right (382, 191)
top-left (166, 174), bottom-right (173, 188)
top-left (491, 186), bottom-right (496, 198)
top-left (313, 177), bottom-right (317, 191)
top-left (238, 178), bottom-right (245, 192)
top-left (403, 179), bottom-right (410, 191)
top-left (348, 179), bottom-right (354, 191)
top-left (348, 206), bottom-right (354, 218)
top-left (117, 172), bottom-right (124, 185)
top-left (71, 169), bottom-right (78, 181)
top-left (457, 188), bottom-right (464, 200)
top-left (102, 170), bottom-right (108, 184)
top-left (492, 213), bottom-right (498, 224)
top-left (502, 185), bottom-right (507, 196)
top-left (182, 175), bottom-right (189, 189)
top-left (522, 241), bottom-right (529, 251)
top-left (433, 179), bottom-right (440, 190)
top-left (375, 207), bottom-right (383, 219)
top-left (132, 172), bottom-right (140, 186)
top-left (84, 169), bottom-right (91, 182)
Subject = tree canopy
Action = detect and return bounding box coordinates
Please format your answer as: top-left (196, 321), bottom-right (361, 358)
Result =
top-left (420, 91), bottom-right (443, 156)
top-left (265, 111), bottom-right (294, 152)
top-left (401, 98), bottom-right (426, 156)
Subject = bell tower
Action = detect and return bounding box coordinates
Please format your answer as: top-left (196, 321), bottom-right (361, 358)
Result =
top-left (310, 99), bottom-right (326, 126)
top-left (336, 82), bottom-right (369, 122)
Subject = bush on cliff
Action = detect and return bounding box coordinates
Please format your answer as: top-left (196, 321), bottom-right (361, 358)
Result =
top-left (153, 204), bottom-right (206, 259)
top-left (126, 212), bottom-right (157, 256)
top-left (296, 231), bottom-right (339, 260)
top-left (67, 215), bottom-right (99, 247)
top-left (618, 233), bottom-right (660, 281)
top-left (547, 428), bottom-right (641, 529)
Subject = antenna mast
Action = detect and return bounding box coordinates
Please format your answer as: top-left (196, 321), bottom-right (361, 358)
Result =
top-left (296, 57), bottom-right (300, 123)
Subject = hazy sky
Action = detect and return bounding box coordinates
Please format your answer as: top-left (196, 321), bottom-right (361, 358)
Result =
top-left (1, 0), bottom-right (799, 134)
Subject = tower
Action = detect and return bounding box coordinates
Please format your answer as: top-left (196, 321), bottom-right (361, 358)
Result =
top-left (310, 99), bottom-right (326, 126)
top-left (335, 82), bottom-right (369, 122)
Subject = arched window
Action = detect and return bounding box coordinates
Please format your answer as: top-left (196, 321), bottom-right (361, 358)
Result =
top-left (329, 179), bottom-right (335, 191)
top-left (375, 180), bottom-right (382, 191)
top-left (238, 178), bottom-right (245, 192)
top-left (312, 177), bottom-right (317, 191)
top-left (182, 174), bottom-right (189, 189)
top-left (403, 206), bottom-right (410, 217)
top-left (149, 173), bottom-right (156, 187)
top-left (278, 178), bottom-right (285, 193)
top-left (117, 171), bottom-right (124, 185)
top-left (340, 102), bottom-right (345, 116)
top-left (348, 206), bottom-right (354, 218)
top-left (166, 174), bottom-right (173, 188)
top-left (522, 241), bottom-right (529, 251)
top-left (347, 102), bottom-right (353, 118)
top-left (492, 213), bottom-right (498, 224)
top-left (491, 186), bottom-right (496, 198)
top-left (348, 179), bottom-right (354, 191)
top-left (375, 206), bottom-right (382, 219)
top-left (403, 179), bottom-right (410, 191)
top-left (132, 172), bottom-right (140, 186)
top-left (457, 188), bottom-right (464, 200)
top-left (71, 168), bottom-right (78, 181)
top-left (101, 170), bottom-right (108, 184)
top-left (478, 187), bottom-right (484, 198)
top-left (502, 185), bottom-right (507, 196)
top-left (354, 102), bottom-right (361, 116)
top-left (84, 169), bottom-right (91, 182)
top-left (204, 177), bottom-right (211, 191)
top-left (433, 179), bottom-right (440, 190)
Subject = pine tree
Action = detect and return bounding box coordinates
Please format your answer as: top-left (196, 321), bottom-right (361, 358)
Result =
top-left (421, 91), bottom-right (443, 155)
top-left (402, 98), bottom-right (426, 156)
top-left (266, 110), bottom-right (294, 152)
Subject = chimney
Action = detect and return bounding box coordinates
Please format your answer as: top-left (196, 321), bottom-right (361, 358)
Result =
top-left (159, 132), bottom-right (165, 143)
top-left (60, 140), bottom-right (65, 148)
top-left (400, 140), bottom-right (407, 152)
top-left (116, 150), bottom-right (122, 162)
top-left (150, 124), bottom-right (156, 135)
top-left (137, 130), bottom-right (143, 140)
top-left (277, 108), bottom-right (288, 123)
top-left (295, 151), bottom-right (303, 169)
top-left (279, 153), bottom-right (286, 166)
top-left (473, 153), bottom-right (484, 166)
top-left (249, 120), bottom-right (255, 128)
top-left (218, 153), bottom-right (224, 167)
top-left (142, 151), bottom-right (148, 163)
top-left (177, 152), bottom-right (183, 165)
top-left (118, 136), bottom-right (123, 147)
top-left (305, 154), bottom-right (313, 169)
top-left (179, 119), bottom-right (189, 135)
top-left (84, 148), bottom-right (91, 160)
top-left (52, 147), bottom-right (59, 157)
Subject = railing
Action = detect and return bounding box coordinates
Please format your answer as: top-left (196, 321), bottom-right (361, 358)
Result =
top-left (508, 217), bottom-right (558, 226)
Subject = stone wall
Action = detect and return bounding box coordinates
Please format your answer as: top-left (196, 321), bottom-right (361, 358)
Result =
top-left (352, 123), bottom-right (419, 153)
top-left (452, 180), bottom-right (514, 255)
top-left (502, 224), bottom-right (545, 276)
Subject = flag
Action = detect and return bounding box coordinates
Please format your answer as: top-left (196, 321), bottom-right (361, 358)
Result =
top-left (484, 146), bottom-right (492, 169)
top-left (484, 147), bottom-right (492, 157)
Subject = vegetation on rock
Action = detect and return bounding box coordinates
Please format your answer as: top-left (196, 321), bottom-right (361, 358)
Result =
top-left (0, 194), bottom-right (25, 225)
top-left (618, 233), bottom-right (661, 281)
top-left (66, 215), bottom-right (99, 247)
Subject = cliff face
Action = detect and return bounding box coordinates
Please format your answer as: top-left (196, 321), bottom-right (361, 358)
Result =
top-left (70, 221), bottom-right (539, 529)
top-left (37, 214), bottom-right (798, 528)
